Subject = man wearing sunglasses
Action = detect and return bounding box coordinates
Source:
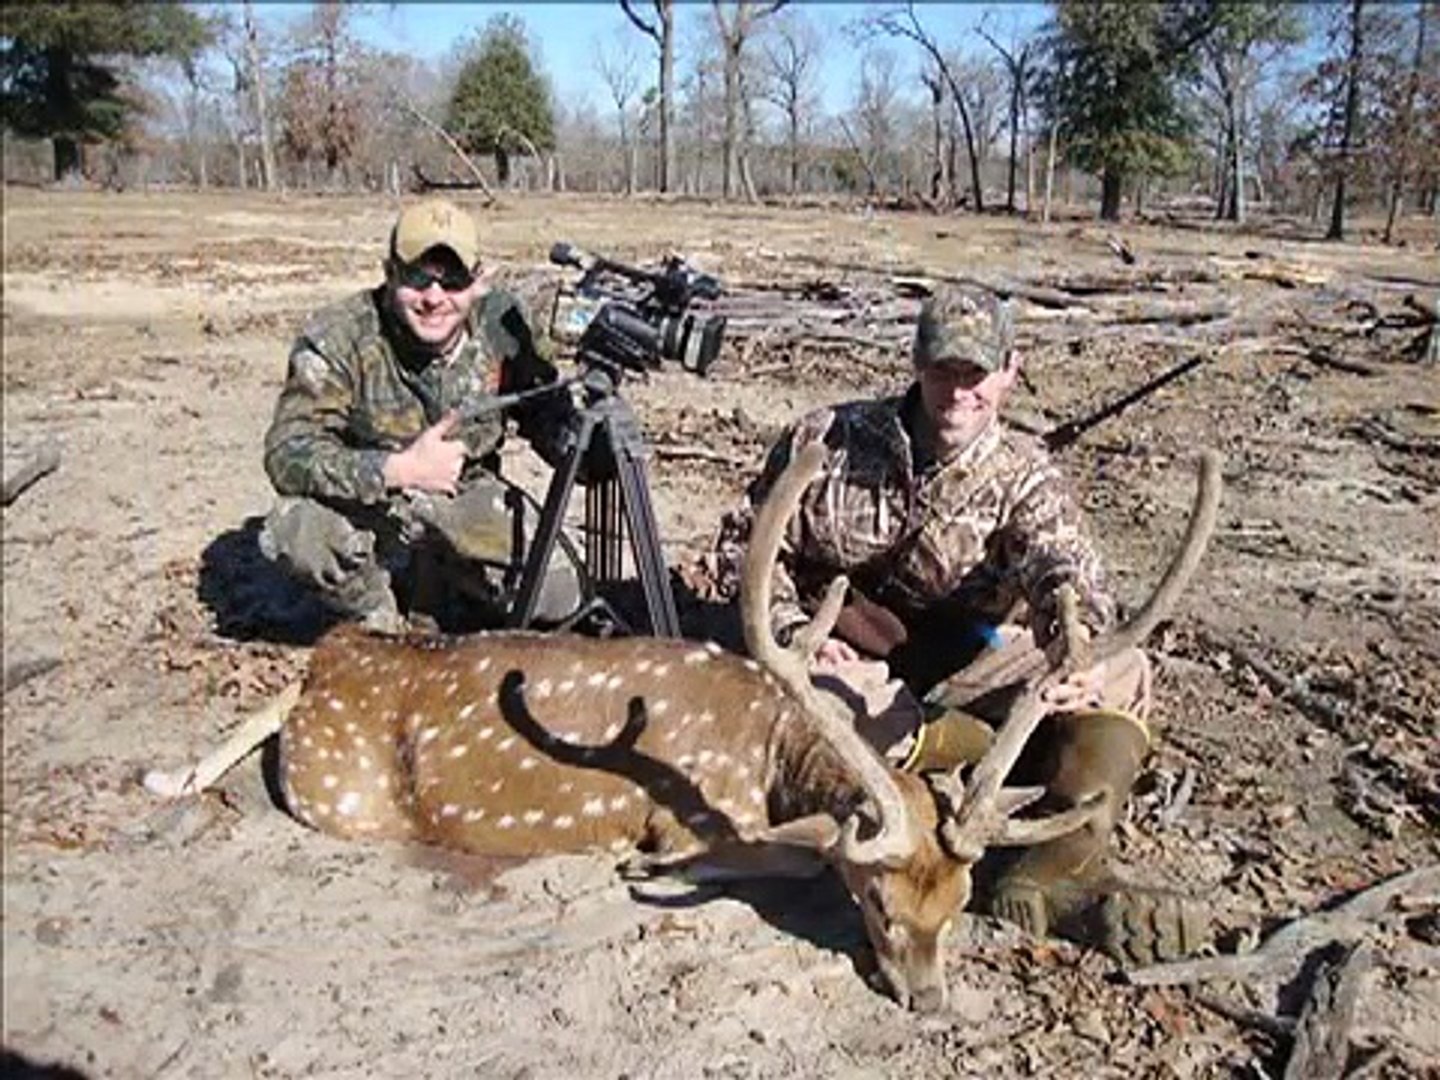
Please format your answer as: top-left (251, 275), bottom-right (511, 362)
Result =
top-left (259, 198), bottom-right (585, 634)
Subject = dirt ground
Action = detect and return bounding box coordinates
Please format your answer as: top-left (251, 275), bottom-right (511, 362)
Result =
top-left (2, 188), bottom-right (1437, 1079)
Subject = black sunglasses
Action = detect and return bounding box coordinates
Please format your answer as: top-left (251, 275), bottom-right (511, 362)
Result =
top-left (393, 260), bottom-right (475, 292)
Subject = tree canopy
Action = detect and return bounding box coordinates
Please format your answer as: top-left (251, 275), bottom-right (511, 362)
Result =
top-left (446, 14), bottom-right (555, 185)
top-left (1, 2), bottom-right (211, 180)
top-left (1039, 1), bottom-right (1212, 219)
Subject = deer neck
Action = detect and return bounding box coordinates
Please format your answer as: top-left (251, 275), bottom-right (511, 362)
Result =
top-left (766, 707), bottom-right (873, 825)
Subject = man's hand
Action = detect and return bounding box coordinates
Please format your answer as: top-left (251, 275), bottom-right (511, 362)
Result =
top-left (1038, 617), bottom-right (1104, 711)
top-left (383, 411), bottom-right (466, 494)
top-left (814, 636), bottom-right (861, 668)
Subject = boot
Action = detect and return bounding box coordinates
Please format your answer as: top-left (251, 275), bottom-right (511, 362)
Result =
top-left (982, 708), bottom-right (1211, 965)
top-left (899, 707), bottom-right (994, 773)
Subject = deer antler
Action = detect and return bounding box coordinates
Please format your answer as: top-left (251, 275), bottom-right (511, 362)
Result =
top-left (740, 426), bottom-right (916, 867)
top-left (940, 449), bottom-right (1224, 862)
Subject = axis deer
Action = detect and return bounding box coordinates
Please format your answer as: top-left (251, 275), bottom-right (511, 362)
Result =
top-left (146, 435), bottom-right (1222, 1011)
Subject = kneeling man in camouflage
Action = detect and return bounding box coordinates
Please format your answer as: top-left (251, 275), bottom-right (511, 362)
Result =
top-left (261, 199), bottom-right (584, 633)
top-left (711, 285), bottom-right (1205, 963)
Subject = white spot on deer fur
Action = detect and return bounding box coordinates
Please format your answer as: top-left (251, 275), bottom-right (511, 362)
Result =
top-left (343, 721), bottom-right (357, 734)
top-left (749, 699), bottom-right (765, 712)
top-left (459, 703), bottom-right (477, 721)
top-left (749, 787), bottom-right (765, 805)
top-left (444, 681), bottom-right (460, 698)
top-left (358, 755), bottom-right (373, 771)
top-left (606, 675), bottom-right (623, 691)
top-left (327, 698), bottom-right (345, 713)
top-left (519, 757), bottom-right (538, 771)
top-left (490, 779), bottom-right (504, 793)
top-left (558, 679), bottom-right (575, 693)
top-left (569, 660), bottom-right (584, 674)
top-left (353, 734), bottom-right (368, 749)
top-left (322, 774), bottom-right (339, 790)
top-left (700, 711), bottom-right (715, 725)
top-left (441, 804), bottom-right (461, 818)
top-left (523, 810), bottom-right (545, 825)
top-left (609, 795), bottom-right (628, 812)
top-left (534, 678), bottom-right (554, 699)
top-left (473, 658), bottom-right (492, 673)
top-left (478, 726), bottom-right (493, 740)
top-left (497, 815), bottom-right (516, 829)
top-left (651, 699), bottom-right (670, 716)
top-left (743, 659), bottom-right (760, 673)
top-left (603, 722), bottom-right (623, 741)
top-left (559, 781), bottom-right (574, 794)
top-left (678, 753), bottom-right (696, 768)
top-left (683, 649), bottom-right (710, 665)
top-left (652, 664), bottom-right (671, 677)
top-left (664, 730), bottom-right (679, 744)
top-left (705, 641), bottom-right (723, 655)
top-left (582, 797), bottom-right (605, 817)
top-left (463, 808), bottom-right (485, 823)
top-left (586, 672), bottom-right (606, 688)
top-left (315, 748), bottom-right (331, 762)
top-left (634, 658), bottom-right (653, 674)
top-left (337, 792), bottom-right (362, 816)
top-left (749, 746), bottom-right (763, 762)
top-left (698, 751), bottom-right (714, 767)
top-left (448, 744), bottom-right (469, 759)
top-left (301, 736), bottom-right (314, 748)
top-left (377, 775), bottom-right (390, 791)
top-left (554, 815), bottom-right (574, 829)
top-left (609, 838), bottom-right (629, 852)
top-left (497, 736), bottom-right (516, 752)
top-left (315, 802), bottom-right (332, 817)
top-left (419, 727), bottom-right (440, 745)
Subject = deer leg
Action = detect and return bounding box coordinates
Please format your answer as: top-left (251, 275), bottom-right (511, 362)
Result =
top-left (621, 814), bottom-right (839, 883)
top-left (143, 682), bottom-right (303, 798)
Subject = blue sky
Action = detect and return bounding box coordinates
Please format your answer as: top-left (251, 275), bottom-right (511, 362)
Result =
top-left (260, 3), bottom-right (1051, 116)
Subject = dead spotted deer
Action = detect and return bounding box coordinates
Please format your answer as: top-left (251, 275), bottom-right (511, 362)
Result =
top-left (146, 437), bottom-right (1221, 1011)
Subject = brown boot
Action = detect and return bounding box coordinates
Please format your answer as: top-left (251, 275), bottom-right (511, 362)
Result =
top-left (982, 709), bottom-right (1211, 965)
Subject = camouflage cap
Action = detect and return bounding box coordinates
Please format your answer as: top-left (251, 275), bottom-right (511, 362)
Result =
top-left (390, 198), bottom-right (480, 268)
top-left (912, 285), bottom-right (1015, 373)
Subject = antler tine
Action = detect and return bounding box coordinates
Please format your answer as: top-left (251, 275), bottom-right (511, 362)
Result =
top-left (741, 426), bottom-right (916, 867)
top-left (941, 450), bottom-right (1224, 861)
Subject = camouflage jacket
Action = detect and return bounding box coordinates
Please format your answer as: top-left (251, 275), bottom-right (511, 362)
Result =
top-left (264, 287), bottom-right (577, 505)
top-left (712, 388), bottom-right (1116, 650)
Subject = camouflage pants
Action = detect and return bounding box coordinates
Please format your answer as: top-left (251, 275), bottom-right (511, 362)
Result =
top-left (258, 474), bottom-right (586, 631)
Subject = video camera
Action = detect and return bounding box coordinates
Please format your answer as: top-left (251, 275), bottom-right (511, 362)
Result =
top-left (548, 242), bottom-right (726, 378)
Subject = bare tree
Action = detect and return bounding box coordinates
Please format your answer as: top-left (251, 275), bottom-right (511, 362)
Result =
top-left (759, 10), bottom-right (821, 195)
top-left (619, 0), bottom-right (676, 192)
top-left (853, 47), bottom-right (899, 197)
top-left (242, 0), bottom-right (277, 190)
top-left (596, 33), bottom-right (643, 193)
top-left (1381, 0), bottom-right (1433, 242)
top-left (1328, 0), bottom-right (1367, 240)
top-left (871, 2), bottom-right (985, 211)
top-left (711, 1), bottom-right (788, 201)
top-left (978, 22), bottom-right (1034, 214)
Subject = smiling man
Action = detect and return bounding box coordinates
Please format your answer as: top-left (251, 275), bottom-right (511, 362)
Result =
top-left (711, 284), bottom-right (1207, 965)
top-left (260, 199), bottom-right (585, 634)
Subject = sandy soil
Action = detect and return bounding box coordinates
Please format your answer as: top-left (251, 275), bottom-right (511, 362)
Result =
top-left (3, 189), bottom-right (1437, 1079)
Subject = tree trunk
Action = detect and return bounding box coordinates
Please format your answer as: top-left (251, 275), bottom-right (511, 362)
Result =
top-left (1232, 90), bottom-right (1246, 224)
top-left (1383, 0), bottom-right (1428, 245)
top-left (658, 0), bottom-right (675, 193)
top-left (788, 111), bottom-right (800, 195)
top-left (52, 137), bottom-right (83, 185)
top-left (1328, 0), bottom-right (1366, 241)
top-left (1005, 78), bottom-right (1019, 213)
top-left (244, 0), bottom-right (278, 192)
top-left (721, 37), bottom-right (741, 199)
top-left (496, 149), bottom-right (511, 187)
top-left (1042, 124), bottom-right (1057, 224)
top-left (1100, 167), bottom-right (1123, 221)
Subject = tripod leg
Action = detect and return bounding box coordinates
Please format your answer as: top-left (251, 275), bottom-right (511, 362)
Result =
top-left (510, 415), bottom-right (595, 629)
top-left (612, 444), bottom-right (681, 638)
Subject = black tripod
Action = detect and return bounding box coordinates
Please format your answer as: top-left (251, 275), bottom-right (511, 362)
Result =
top-left (508, 364), bottom-right (680, 637)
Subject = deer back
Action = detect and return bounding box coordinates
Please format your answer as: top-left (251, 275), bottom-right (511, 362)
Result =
top-left (278, 625), bottom-right (803, 856)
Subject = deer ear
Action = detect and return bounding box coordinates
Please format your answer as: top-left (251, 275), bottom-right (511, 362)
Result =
top-left (755, 813), bottom-right (843, 852)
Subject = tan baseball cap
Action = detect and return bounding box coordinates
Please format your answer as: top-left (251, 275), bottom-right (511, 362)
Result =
top-left (912, 285), bottom-right (1014, 372)
top-left (390, 198), bottom-right (480, 268)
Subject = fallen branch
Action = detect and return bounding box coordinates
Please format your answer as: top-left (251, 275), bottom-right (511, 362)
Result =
top-left (3, 654), bottom-right (62, 693)
top-left (1196, 628), bottom-right (1354, 731)
top-left (1304, 347), bottom-right (1382, 378)
top-left (3, 441), bottom-right (61, 506)
top-left (653, 444), bottom-right (746, 467)
top-left (1282, 943), bottom-right (1374, 1080)
top-left (1127, 863), bottom-right (1439, 987)
top-left (397, 95), bottom-right (495, 205)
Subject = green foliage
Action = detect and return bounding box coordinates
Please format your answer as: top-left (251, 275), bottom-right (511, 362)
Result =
top-left (1039, 2), bottom-right (1211, 184)
top-left (1, 2), bottom-right (210, 145)
top-left (446, 13), bottom-right (555, 173)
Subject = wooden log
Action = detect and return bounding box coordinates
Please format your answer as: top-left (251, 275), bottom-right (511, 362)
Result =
top-left (2, 441), bottom-right (61, 506)
top-left (1281, 943), bottom-right (1374, 1080)
top-left (1127, 864), bottom-right (1439, 987)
